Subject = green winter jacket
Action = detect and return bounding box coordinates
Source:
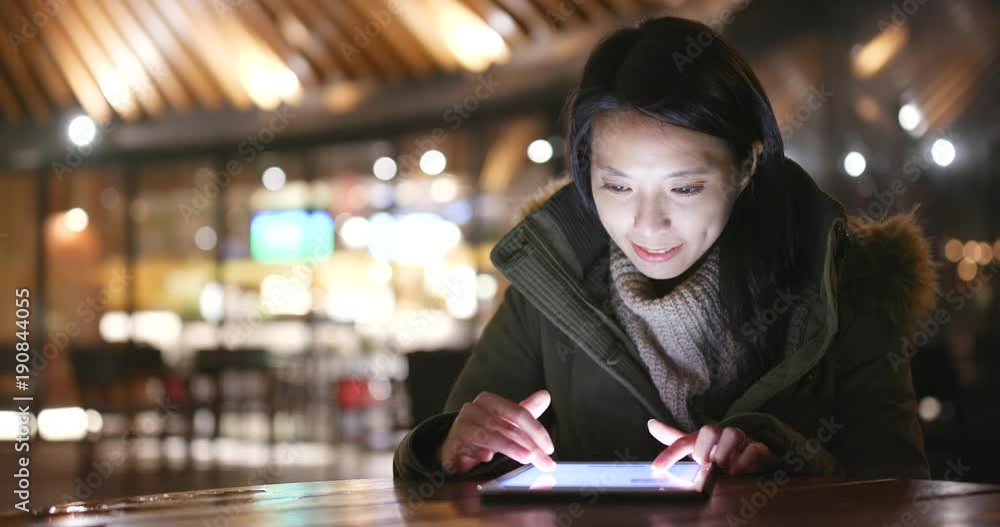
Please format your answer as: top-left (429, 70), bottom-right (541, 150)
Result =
top-left (393, 159), bottom-right (937, 481)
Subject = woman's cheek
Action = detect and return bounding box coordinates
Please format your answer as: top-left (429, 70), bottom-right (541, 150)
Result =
top-left (598, 204), bottom-right (635, 235)
top-left (680, 203), bottom-right (728, 242)
top-left (699, 191), bottom-right (734, 224)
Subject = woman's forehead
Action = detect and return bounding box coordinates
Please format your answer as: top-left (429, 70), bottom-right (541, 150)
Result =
top-left (592, 112), bottom-right (728, 156)
top-left (591, 132), bottom-right (731, 173)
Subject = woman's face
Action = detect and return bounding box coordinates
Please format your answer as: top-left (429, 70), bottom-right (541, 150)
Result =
top-left (591, 110), bottom-right (755, 280)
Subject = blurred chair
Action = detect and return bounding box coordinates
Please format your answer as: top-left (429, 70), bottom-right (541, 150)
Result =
top-left (190, 348), bottom-right (277, 443)
top-left (70, 342), bottom-right (179, 440)
top-left (269, 352), bottom-right (312, 442)
top-left (403, 348), bottom-right (470, 426)
top-left (123, 343), bottom-right (188, 437)
top-left (70, 344), bottom-right (130, 437)
top-left (332, 375), bottom-right (372, 444)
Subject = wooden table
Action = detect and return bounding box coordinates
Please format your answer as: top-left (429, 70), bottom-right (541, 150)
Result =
top-left (4, 476), bottom-right (1000, 526)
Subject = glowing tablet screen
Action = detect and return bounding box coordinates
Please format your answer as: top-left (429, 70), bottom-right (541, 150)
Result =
top-left (495, 462), bottom-right (703, 489)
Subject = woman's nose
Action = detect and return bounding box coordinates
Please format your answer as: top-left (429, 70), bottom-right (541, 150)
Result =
top-left (633, 193), bottom-right (671, 235)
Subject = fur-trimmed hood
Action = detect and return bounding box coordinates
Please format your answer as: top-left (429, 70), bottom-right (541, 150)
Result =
top-left (508, 170), bottom-right (939, 337)
top-left (838, 212), bottom-right (939, 337)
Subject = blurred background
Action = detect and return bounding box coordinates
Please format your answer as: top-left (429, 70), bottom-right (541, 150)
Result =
top-left (0, 0), bottom-right (998, 508)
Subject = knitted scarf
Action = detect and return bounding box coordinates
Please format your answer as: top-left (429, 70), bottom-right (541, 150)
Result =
top-left (607, 241), bottom-right (753, 432)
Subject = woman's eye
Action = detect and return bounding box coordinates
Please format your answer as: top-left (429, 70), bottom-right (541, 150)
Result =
top-left (601, 183), bottom-right (630, 194)
top-left (672, 185), bottom-right (704, 196)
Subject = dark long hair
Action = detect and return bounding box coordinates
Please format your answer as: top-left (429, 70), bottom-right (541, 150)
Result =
top-left (565, 16), bottom-right (806, 372)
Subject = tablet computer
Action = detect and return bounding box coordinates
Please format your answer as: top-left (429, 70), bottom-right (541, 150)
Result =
top-left (478, 461), bottom-right (716, 500)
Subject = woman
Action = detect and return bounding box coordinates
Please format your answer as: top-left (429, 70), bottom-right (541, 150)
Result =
top-left (394, 16), bottom-right (937, 481)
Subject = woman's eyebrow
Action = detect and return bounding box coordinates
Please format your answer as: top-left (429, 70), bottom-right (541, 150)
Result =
top-left (597, 165), bottom-right (710, 179)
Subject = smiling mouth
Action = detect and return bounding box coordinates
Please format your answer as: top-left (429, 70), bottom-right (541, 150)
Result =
top-left (633, 242), bottom-right (679, 253)
top-left (631, 242), bottom-right (682, 262)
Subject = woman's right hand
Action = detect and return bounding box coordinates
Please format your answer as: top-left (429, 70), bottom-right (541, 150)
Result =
top-left (437, 390), bottom-right (556, 475)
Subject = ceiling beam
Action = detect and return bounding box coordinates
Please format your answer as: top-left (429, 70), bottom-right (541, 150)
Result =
top-left (76, 0), bottom-right (169, 118)
top-left (264, 0), bottom-right (342, 81)
top-left (458, 0), bottom-right (531, 47)
top-left (0, 1), bottom-right (73, 112)
top-left (494, 0), bottom-right (554, 39)
top-left (0, 8), bottom-right (49, 122)
top-left (152, 0), bottom-right (251, 109)
top-left (56, 0), bottom-right (145, 120)
top-left (345, 0), bottom-right (439, 76)
top-left (286, 0), bottom-right (372, 81)
top-left (319, 0), bottom-right (409, 80)
top-left (126, 0), bottom-right (222, 110)
top-left (229, 0), bottom-right (319, 87)
top-left (98, 0), bottom-right (194, 113)
top-left (17, 0), bottom-right (115, 123)
top-left (0, 68), bottom-right (26, 124)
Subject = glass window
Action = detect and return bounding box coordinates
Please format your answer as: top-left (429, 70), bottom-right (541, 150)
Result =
top-left (134, 160), bottom-right (216, 360)
top-left (220, 152), bottom-right (314, 355)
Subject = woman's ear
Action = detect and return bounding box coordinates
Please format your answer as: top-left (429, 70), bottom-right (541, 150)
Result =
top-left (738, 140), bottom-right (764, 194)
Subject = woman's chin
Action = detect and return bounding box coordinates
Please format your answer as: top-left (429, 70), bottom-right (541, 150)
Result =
top-left (634, 259), bottom-right (689, 280)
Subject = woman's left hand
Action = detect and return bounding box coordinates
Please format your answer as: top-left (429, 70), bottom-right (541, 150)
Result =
top-left (647, 419), bottom-right (777, 475)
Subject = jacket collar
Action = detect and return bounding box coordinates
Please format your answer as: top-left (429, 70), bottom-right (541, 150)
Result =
top-left (489, 157), bottom-right (937, 422)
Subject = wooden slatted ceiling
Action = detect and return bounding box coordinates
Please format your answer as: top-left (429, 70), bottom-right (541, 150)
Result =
top-left (2, 0), bottom-right (994, 133)
top-left (0, 0), bottom-right (656, 126)
top-left (2, 0), bottom-right (994, 134)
